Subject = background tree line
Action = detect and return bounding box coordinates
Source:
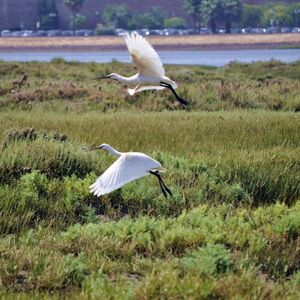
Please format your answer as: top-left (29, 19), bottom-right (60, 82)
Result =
top-left (192, 0), bottom-right (300, 33)
top-left (37, 0), bottom-right (300, 33)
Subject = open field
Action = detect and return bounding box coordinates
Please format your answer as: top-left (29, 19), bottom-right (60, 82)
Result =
top-left (0, 60), bottom-right (300, 299)
top-left (1, 33), bottom-right (300, 51)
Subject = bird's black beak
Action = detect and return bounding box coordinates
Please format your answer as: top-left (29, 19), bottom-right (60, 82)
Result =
top-left (81, 145), bottom-right (102, 151)
top-left (94, 75), bottom-right (110, 80)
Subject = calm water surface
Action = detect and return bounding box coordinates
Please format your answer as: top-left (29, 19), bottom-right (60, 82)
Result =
top-left (0, 49), bottom-right (299, 66)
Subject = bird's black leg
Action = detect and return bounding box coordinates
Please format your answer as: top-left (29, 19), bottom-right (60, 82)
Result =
top-left (160, 82), bottom-right (189, 106)
top-left (150, 171), bottom-right (168, 198)
top-left (158, 177), bottom-right (169, 199)
top-left (149, 171), bottom-right (172, 198)
top-left (159, 175), bottom-right (173, 197)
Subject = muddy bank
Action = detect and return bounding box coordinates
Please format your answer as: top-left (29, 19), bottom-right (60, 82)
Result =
top-left (0, 34), bottom-right (300, 52)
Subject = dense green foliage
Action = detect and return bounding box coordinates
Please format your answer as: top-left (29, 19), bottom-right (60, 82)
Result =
top-left (164, 17), bottom-right (187, 29)
top-left (191, 0), bottom-right (243, 33)
top-left (99, 1), bottom-right (300, 33)
top-left (188, 0), bottom-right (300, 32)
top-left (64, 0), bottom-right (85, 13)
top-left (242, 4), bottom-right (263, 28)
top-left (263, 3), bottom-right (300, 28)
top-left (0, 60), bottom-right (299, 298)
top-left (101, 5), bottom-right (167, 30)
top-left (72, 14), bottom-right (87, 30)
top-left (37, 0), bottom-right (58, 30)
top-left (184, 0), bottom-right (203, 32)
top-left (63, 0), bottom-right (86, 33)
top-left (26, 0), bottom-right (300, 32)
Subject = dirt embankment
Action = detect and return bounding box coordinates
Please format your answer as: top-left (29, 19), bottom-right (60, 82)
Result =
top-left (0, 34), bottom-right (300, 51)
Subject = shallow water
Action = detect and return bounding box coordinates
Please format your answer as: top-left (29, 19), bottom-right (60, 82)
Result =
top-left (0, 49), bottom-right (299, 66)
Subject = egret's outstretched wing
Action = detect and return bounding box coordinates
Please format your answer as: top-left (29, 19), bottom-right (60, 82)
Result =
top-left (124, 32), bottom-right (165, 77)
top-left (127, 85), bottom-right (165, 96)
top-left (90, 153), bottom-right (162, 196)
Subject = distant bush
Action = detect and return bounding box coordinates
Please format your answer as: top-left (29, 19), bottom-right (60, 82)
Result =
top-left (71, 14), bottom-right (87, 30)
top-left (95, 25), bottom-right (115, 36)
top-left (50, 57), bottom-right (66, 64)
top-left (164, 17), bottom-right (187, 29)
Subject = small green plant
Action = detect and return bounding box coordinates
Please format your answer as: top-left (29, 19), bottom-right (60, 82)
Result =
top-left (181, 244), bottom-right (232, 276)
top-left (63, 254), bottom-right (90, 286)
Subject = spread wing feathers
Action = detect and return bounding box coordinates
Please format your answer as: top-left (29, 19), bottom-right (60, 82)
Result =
top-left (127, 85), bottom-right (165, 96)
top-left (90, 153), bottom-right (162, 196)
top-left (124, 32), bottom-right (165, 77)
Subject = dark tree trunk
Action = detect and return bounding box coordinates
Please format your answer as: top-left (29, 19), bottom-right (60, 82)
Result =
top-left (193, 15), bottom-right (198, 33)
top-left (197, 19), bottom-right (201, 33)
top-left (72, 12), bottom-right (76, 36)
top-left (225, 20), bottom-right (231, 34)
top-left (210, 18), bottom-right (217, 33)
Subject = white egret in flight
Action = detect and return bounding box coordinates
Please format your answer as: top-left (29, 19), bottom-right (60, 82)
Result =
top-left (96, 32), bottom-right (189, 106)
top-left (88, 144), bottom-right (172, 198)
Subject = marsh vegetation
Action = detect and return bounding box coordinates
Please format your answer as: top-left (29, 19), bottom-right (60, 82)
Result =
top-left (0, 59), bottom-right (299, 299)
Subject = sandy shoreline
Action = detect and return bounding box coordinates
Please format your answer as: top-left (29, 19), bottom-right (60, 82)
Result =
top-left (1, 34), bottom-right (300, 51)
top-left (0, 34), bottom-right (300, 51)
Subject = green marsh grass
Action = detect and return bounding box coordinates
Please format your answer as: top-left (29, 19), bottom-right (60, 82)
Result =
top-left (0, 59), bottom-right (300, 112)
top-left (0, 60), bottom-right (299, 299)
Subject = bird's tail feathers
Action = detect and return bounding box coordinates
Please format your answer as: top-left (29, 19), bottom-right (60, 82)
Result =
top-left (162, 77), bottom-right (177, 89)
top-left (170, 81), bottom-right (177, 89)
top-left (152, 166), bottom-right (167, 173)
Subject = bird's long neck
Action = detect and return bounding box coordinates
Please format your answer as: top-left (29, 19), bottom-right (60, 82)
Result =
top-left (105, 146), bottom-right (122, 157)
top-left (115, 74), bottom-right (138, 85)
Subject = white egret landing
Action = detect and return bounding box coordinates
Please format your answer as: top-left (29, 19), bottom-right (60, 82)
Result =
top-left (88, 144), bottom-right (172, 198)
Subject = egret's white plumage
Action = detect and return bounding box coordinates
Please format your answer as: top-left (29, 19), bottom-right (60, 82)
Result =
top-left (98, 32), bottom-right (189, 105)
top-left (124, 32), bottom-right (165, 78)
top-left (127, 85), bottom-right (165, 96)
top-left (122, 32), bottom-right (177, 95)
top-left (89, 144), bottom-right (167, 197)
